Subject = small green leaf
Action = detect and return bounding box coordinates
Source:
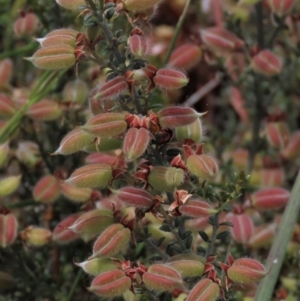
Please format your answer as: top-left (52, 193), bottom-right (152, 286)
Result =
top-left (216, 231), bottom-right (231, 240)
top-left (198, 231), bottom-right (209, 242)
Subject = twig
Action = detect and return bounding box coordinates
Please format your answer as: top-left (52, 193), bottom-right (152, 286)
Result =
top-left (205, 213), bottom-right (219, 258)
top-left (66, 269), bottom-right (83, 301)
top-left (146, 238), bottom-right (169, 261)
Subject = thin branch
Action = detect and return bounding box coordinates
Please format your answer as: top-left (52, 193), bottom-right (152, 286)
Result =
top-left (66, 269), bottom-right (83, 301)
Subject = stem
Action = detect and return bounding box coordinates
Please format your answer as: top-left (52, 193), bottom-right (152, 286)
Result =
top-left (268, 16), bottom-right (285, 47)
top-left (7, 200), bottom-right (39, 208)
top-left (163, 0), bottom-right (191, 65)
top-left (0, 42), bottom-right (37, 60)
top-left (255, 2), bottom-right (265, 49)
top-left (66, 269), bottom-right (83, 301)
top-left (254, 171), bottom-right (300, 301)
top-left (146, 238), bottom-right (169, 261)
top-left (132, 86), bottom-right (143, 114)
top-left (205, 213), bottom-right (219, 258)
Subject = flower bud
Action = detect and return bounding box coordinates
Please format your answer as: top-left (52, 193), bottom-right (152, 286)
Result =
top-left (25, 46), bottom-right (75, 70)
top-left (68, 209), bottom-right (114, 241)
top-left (179, 199), bottom-right (217, 218)
top-left (265, 121), bottom-right (289, 149)
top-left (167, 254), bottom-right (205, 278)
top-left (123, 127), bottom-right (150, 160)
top-left (56, 0), bottom-right (86, 10)
top-left (169, 44), bottom-right (202, 71)
top-left (267, 0), bottom-right (296, 16)
top-left (248, 223), bottom-right (276, 249)
top-left (187, 154), bottom-right (218, 179)
top-left (143, 264), bottom-right (183, 292)
top-left (92, 77), bottom-right (128, 100)
top-left (90, 223), bottom-right (131, 259)
top-left (153, 68), bottom-right (189, 90)
top-left (251, 187), bottom-right (290, 211)
top-left (201, 26), bottom-right (244, 55)
top-left (175, 118), bottom-right (203, 143)
top-left (20, 226), bottom-right (52, 246)
top-left (52, 128), bottom-right (94, 155)
top-left (0, 175), bottom-right (21, 197)
top-left (227, 258), bottom-right (267, 284)
top-left (124, 0), bottom-right (162, 12)
top-left (14, 12), bottom-right (39, 36)
top-left (53, 213), bottom-right (81, 243)
top-left (230, 213), bottom-right (254, 244)
top-left (0, 143), bottom-right (9, 168)
top-left (65, 164), bottom-right (113, 188)
top-left (82, 113), bottom-right (127, 138)
top-left (0, 271), bottom-right (15, 291)
top-left (0, 59), bottom-right (13, 87)
top-left (0, 213), bottom-right (18, 248)
top-left (251, 50), bottom-right (282, 76)
top-left (186, 278), bottom-right (220, 301)
top-left (76, 258), bottom-right (117, 276)
top-left (62, 79), bottom-right (88, 104)
top-left (128, 29), bottom-right (149, 56)
top-left (157, 107), bottom-right (200, 128)
top-left (60, 183), bottom-right (93, 203)
top-left (0, 94), bottom-right (17, 119)
top-left (88, 270), bottom-right (131, 297)
top-left (165, 167), bottom-right (185, 187)
top-left (113, 187), bottom-right (153, 208)
top-left (281, 130), bottom-right (300, 160)
top-left (33, 175), bottom-right (61, 203)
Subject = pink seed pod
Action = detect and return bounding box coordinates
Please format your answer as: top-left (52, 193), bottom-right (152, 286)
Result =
top-left (88, 270), bottom-right (131, 297)
top-left (165, 167), bottom-right (185, 188)
top-left (62, 79), bottom-right (88, 104)
top-left (26, 100), bottom-right (62, 121)
top-left (33, 175), bottom-right (61, 204)
top-left (265, 121), bottom-right (289, 149)
top-left (36, 34), bottom-right (76, 48)
top-left (0, 59), bottom-right (13, 87)
top-left (167, 254), bottom-right (205, 278)
top-left (52, 128), bottom-right (94, 155)
top-left (55, 0), bottom-right (86, 10)
top-left (60, 183), bottom-right (93, 203)
top-left (124, 0), bottom-right (163, 12)
top-left (186, 278), bottom-right (220, 301)
top-left (89, 88), bottom-right (115, 115)
top-left (0, 143), bottom-right (9, 168)
top-left (67, 209), bottom-right (114, 241)
top-left (0, 93), bottom-right (17, 119)
top-left (0, 213), bottom-right (18, 248)
top-left (187, 154), bottom-right (218, 179)
top-left (14, 12), bottom-right (39, 37)
top-left (65, 164), bottom-right (113, 188)
top-left (82, 113), bottom-right (127, 138)
top-left (251, 187), bottom-right (290, 211)
top-left (248, 223), bottom-right (276, 249)
top-left (251, 50), bottom-right (282, 76)
top-left (230, 87), bottom-right (249, 123)
top-left (225, 53), bottom-right (246, 82)
top-left (85, 153), bottom-right (117, 166)
top-left (153, 68), bottom-right (189, 90)
top-left (45, 28), bottom-right (78, 38)
top-left (143, 264), bottom-right (183, 292)
top-left (123, 127), bottom-right (150, 160)
top-left (25, 46), bottom-right (76, 70)
top-left (179, 199), bottom-right (217, 218)
top-left (75, 258), bottom-right (117, 276)
top-left (15, 141), bottom-right (41, 168)
top-left (267, 0), bottom-right (296, 16)
top-left (113, 186), bottom-right (154, 208)
top-left (175, 118), bottom-right (203, 143)
top-left (281, 130), bottom-right (300, 160)
top-left (229, 213), bottom-right (254, 244)
top-left (185, 216), bottom-right (209, 231)
top-left (20, 226), bottom-right (52, 247)
top-left (169, 43), bottom-right (202, 71)
top-left (260, 167), bottom-right (286, 187)
top-left (227, 258), bottom-right (267, 285)
top-left (52, 213), bottom-right (81, 243)
top-left (201, 26), bottom-right (244, 55)
top-left (0, 175), bottom-right (21, 198)
top-left (92, 76), bottom-right (128, 101)
top-left (128, 29), bottom-right (149, 56)
top-left (157, 106), bottom-right (200, 128)
top-left (90, 223), bottom-right (131, 259)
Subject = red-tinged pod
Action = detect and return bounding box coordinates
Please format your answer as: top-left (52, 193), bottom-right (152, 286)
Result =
top-left (157, 106), bottom-right (200, 128)
top-left (225, 53), bottom-right (246, 82)
top-left (0, 59), bottom-right (13, 87)
top-left (265, 122), bottom-right (289, 149)
top-left (128, 30), bottom-right (149, 56)
top-left (0, 93), bottom-right (17, 119)
top-left (251, 50), bottom-right (282, 76)
top-left (36, 35), bottom-right (76, 48)
top-left (88, 270), bottom-right (131, 297)
top-left (123, 127), bottom-right (150, 160)
top-left (83, 137), bottom-right (122, 153)
top-left (82, 113), bottom-right (127, 138)
top-left (75, 258), bottom-right (117, 276)
top-left (260, 167), bottom-right (286, 187)
top-left (153, 68), bottom-right (189, 90)
top-left (62, 79), bottom-right (88, 104)
top-left (0, 213), bottom-right (18, 248)
top-left (113, 186), bottom-right (154, 208)
top-left (281, 130), bottom-right (300, 160)
top-left (92, 77), bottom-right (128, 101)
top-left (186, 278), bottom-right (220, 301)
top-left (229, 213), bottom-right (254, 244)
top-left (53, 128), bottom-right (94, 155)
top-left (33, 175), bottom-right (61, 204)
top-left (251, 187), bottom-right (290, 211)
top-left (169, 43), bottom-right (202, 71)
top-left (175, 118), bottom-right (203, 143)
top-left (230, 87), bottom-right (249, 123)
top-left (45, 28), bottom-right (78, 38)
top-left (65, 164), bottom-right (113, 188)
top-left (185, 216), bottom-right (209, 231)
top-left (14, 12), bottom-right (39, 36)
top-left (248, 224), bottom-right (276, 249)
top-left (26, 100), bottom-right (62, 121)
top-left (55, 0), bottom-right (86, 10)
top-left (89, 89), bottom-right (115, 115)
top-left (20, 226), bottom-right (52, 247)
top-left (124, 0), bottom-right (163, 12)
top-left (179, 199), bottom-right (217, 218)
top-left (52, 213), bottom-right (81, 244)
top-left (187, 154), bottom-right (218, 179)
top-left (60, 183), bottom-right (93, 203)
top-left (85, 153), bottom-right (117, 166)
top-left (91, 223), bottom-right (131, 258)
top-left (0, 175), bottom-right (22, 198)
top-left (25, 46), bottom-right (76, 70)
top-left (267, 0), bottom-right (296, 16)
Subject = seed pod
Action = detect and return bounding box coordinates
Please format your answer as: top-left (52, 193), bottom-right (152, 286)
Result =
top-left (82, 113), bottom-right (127, 138)
top-left (20, 226), bottom-right (52, 247)
top-left (15, 141), bottom-right (41, 168)
top-left (90, 223), bottom-right (131, 259)
top-left (260, 167), bottom-right (285, 187)
top-left (89, 270), bottom-right (131, 297)
top-left (0, 271), bottom-right (15, 291)
top-left (62, 79), bottom-right (88, 104)
top-left (251, 187), bottom-right (290, 211)
top-left (248, 224), bottom-right (276, 249)
top-left (124, 0), bottom-right (163, 12)
top-left (89, 88), bottom-right (115, 115)
top-left (230, 87), bottom-right (249, 123)
top-left (0, 94), bottom-right (17, 119)
top-left (148, 166), bottom-right (174, 192)
top-left (0, 175), bottom-right (21, 198)
top-left (153, 68), bottom-right (189, 90)
top-left (281, 131), bottom-right (300, 160)
top-left (36, 34), bottom-right (76, 48)
top-left (0, 59), bottom-right (13, 87)
top-left (267, 0), bottom-right (296, 16)
top-left (179, 199), bottom-right (217, 218)
top-left (92, 77), bottom-right (128, 100)
top-left (76, 258), bottom-right (117, 276)
top-left (225, 53), bottom-right (246, 82)
top-left (187, 154), bottom-right (218, 179)
top-left (175, 118), bottom-right (203, 143)
top-left (123, 127), bottom-right (150, 160)
top-left (60, 183), bottom-right (93, 203)
top-left (0, 213), bottom-right (18, 248)
top-left (251, 50), bottom-right (282, 76)
top-left (53, 128), bottom-right (94, 155)
top-left (14, 12), bottom-right (39, 37)
top-left (128, 30), bottom-right (148, 56)
top-left (26, 100), bottom-right (62, 121)
top-left (157, 107), bottom-right (200, 128)
top-left (185, 216), bottom-right (209, 231)
top-left (186, 278), bottom-right (220, 301)
top-left (265, 122), bottom-right (289, 149)
top-left (65, 164), bottom-right (113, 188)
top-left (0, 143), bottom-right (9, 168)
top-left (56, 0), bottom-right (86, 10)
top-left (165, 167), bottom-right (185, 187)
top-left (230, 213), bottom-right (254, 244)
top-left (33, 175), bottom-right (61, 204)
top-left (113, 187), bottom-right (153, 208)
top-left (85, 153), bottom-right (117, 166)
top-left (83, 137), bottom-right (122, 152)
top-left (25, 46), bottom-right (76, 70)
top-left (45, 28), bottom-right (78, 38)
